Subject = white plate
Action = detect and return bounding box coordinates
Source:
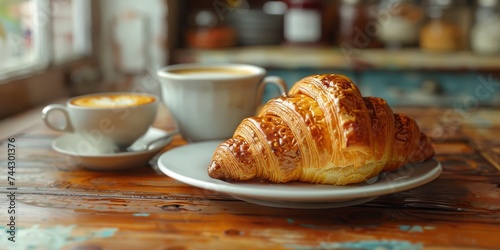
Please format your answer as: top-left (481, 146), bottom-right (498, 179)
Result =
top-left (53, 127), bottom-right (173, 170)
top-left (158, 141), bottom-right (442, 209)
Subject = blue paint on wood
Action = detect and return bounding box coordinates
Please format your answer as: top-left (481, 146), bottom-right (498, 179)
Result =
top-left (0, 225), bottom-right (118, 250)
top-left (287, 240), bottom-right (422, 250)
top-left (133, 213), bottom-right (150, 217)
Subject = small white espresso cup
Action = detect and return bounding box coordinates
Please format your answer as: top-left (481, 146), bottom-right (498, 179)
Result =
top-left (41, 92), bottom-right (158, 148)
top-left (157, 63), bottom-right (287, 142)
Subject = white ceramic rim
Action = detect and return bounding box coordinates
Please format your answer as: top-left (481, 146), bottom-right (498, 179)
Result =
top-left (157, 141), bottom-right (443, 202)
top-left (157, 63), bottom-right (266, 81)
top-left (66, 92), bottom-right (159, 110)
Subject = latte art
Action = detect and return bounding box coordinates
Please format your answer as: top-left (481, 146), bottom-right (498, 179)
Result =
top-left (71, 95), bottom-right (155, 108)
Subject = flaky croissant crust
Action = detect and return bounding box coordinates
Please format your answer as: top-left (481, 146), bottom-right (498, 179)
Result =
top-left (208, 74), bottom-right (434, 185)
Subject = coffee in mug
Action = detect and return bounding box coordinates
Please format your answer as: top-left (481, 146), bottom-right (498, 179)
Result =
top-left (157, 63), bottom-right (287, 142)
top-left (168, 67), bottom-right (254, 77)
top-left (42, 92), bottom-right (158, 149)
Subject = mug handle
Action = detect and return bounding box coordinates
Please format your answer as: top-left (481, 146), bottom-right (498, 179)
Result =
top-left (41, 104), bottom-right (74, 132)
top-left (256, 76), bottom-right (288, 106)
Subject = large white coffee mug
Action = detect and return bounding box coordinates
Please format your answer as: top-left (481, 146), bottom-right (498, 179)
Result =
top-left (157, 63), bottom-right (287, 142)
top-left (42, 92), bottom-right (158, 148)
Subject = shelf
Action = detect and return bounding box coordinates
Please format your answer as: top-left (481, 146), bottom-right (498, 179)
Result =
top-left (172, 46), bottom-right (500, 71)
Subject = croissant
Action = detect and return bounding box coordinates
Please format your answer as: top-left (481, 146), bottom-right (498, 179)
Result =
top-left (208, 74), bottom-right (434, 185)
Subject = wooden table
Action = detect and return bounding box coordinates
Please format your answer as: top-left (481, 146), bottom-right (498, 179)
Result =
top-left (1, 101), bottom-right (500, 250)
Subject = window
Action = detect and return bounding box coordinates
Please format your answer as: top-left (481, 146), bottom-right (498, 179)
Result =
top-left (0, 0), bottom-right (91, 81)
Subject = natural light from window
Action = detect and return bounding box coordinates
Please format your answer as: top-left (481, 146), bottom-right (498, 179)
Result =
top-left (0, 0), bottom-right (90, 81)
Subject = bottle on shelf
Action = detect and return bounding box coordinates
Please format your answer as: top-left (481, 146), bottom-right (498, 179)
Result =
top-left (337, 0), bottom-right (382, 49)
top-left (284, 0), bottom-right (323, 45)
top-left (471, 0), bottom-right (500, 55)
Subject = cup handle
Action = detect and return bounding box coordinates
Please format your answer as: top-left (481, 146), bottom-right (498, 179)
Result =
top-left (256, 76), bottom-right (288, 106)
top-left (41, 104), bottom-right (74, 132)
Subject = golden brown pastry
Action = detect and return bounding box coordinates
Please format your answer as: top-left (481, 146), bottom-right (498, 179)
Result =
top-left (208, 74), bottom-right (434, 185)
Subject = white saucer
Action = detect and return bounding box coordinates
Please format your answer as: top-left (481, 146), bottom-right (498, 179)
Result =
top-left (157, 140), bottom-right (442, 209)
top-left (53, 127), bottom-right (173, 170)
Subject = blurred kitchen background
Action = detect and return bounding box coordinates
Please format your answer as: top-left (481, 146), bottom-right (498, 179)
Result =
top-left (1, 0), bottom-right (499, 119)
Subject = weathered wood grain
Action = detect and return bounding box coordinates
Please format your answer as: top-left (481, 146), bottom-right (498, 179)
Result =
top-left (1, 191), bottom-right (499, 249)
top-left (0, 104), bottom-right (499, 249)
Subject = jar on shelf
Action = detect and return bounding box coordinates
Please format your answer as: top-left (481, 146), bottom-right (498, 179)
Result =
top-left (185, 10), bottom-right (236, 49)
top-left (419, 0), bottom-right (470, 52)
top-left (226, 1), bottom-right (286, 46)
top-left (375, 0), bottom-right (424, 49)
top-left (471, 0), bottom-right (500, 55)
top-left (284, 0), bottom-right (323, 45)
top-left (337, 0), bottom-right (382, 49)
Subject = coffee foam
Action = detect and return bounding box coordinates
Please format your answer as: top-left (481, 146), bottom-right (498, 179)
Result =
top-left (72, 95), bottom-right (155, 108)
